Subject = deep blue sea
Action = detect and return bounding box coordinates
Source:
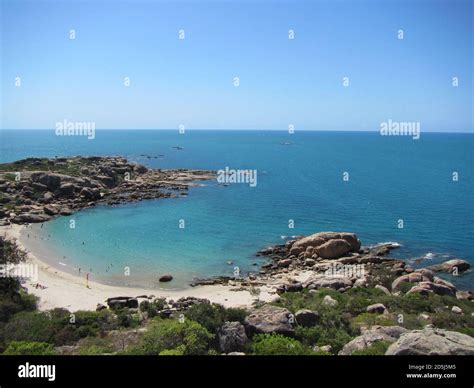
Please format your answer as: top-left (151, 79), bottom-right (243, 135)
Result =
top-left (1, 130), bottom-right (472, 289)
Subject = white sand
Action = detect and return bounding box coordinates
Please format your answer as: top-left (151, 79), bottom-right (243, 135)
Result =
top-left (1, 224), bottom-right (276, 312)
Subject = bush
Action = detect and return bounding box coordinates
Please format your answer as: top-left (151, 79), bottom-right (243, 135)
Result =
top-left (3, 311), bottom-right (60, 344)
top-left (77, 337), bottom-right (114, 355)
top-left (252, 334), bottom-right (310, 355)
top-left (184, 303), bottom-right (247, 334)
top-left (4, 341), bottom-right (55, 355)
top-left (137, 318), bottom-right (214, 355)
top-left (159, 346), bottom-right (185, 356)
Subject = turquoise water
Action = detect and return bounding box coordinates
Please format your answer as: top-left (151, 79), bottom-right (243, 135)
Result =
top-left (1, 130), bottom-right (473, 289)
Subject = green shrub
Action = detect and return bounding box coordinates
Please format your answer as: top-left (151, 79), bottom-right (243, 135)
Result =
top-left (159, 346), bottom-right (185, 356)
top-left (184, 303), bottom-right (247, 334)
top-left (137, 318), bottom-right (214, 355)
top-left (77, 337), bottom-right (114, 355)
top-left (4, 341), bottom-right (55, 355)
top-left (252, 334), bottom-right (310, 355)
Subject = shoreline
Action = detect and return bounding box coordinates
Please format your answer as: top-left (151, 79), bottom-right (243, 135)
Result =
top-left (1, 224), bottom-right (278, 311)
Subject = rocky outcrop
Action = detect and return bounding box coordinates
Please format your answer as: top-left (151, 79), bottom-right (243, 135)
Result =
top-left (385, 327), bottom-right (474, 355)
top-left (0, 156), bottom-right (215, 225)
top-left (339, 326), bottom-right (407, 355)
top-left (244, 305), bottom-right (294, 336)
top-left (218, 322), bottom-right (249, 353)
top-left (428, 259), bottom-right (470, 274)
top-left (291, 232), bottom-right (361, 253)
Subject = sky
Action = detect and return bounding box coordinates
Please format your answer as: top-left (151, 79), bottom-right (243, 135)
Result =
top-left (0, 0), bottom-right (472, 131)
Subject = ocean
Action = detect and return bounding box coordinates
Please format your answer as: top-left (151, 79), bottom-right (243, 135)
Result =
top-left (1, 130), bottom-right (472, 289)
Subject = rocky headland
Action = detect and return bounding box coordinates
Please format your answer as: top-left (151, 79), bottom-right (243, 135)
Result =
top-left (0, 156), bottom-right (214, 225)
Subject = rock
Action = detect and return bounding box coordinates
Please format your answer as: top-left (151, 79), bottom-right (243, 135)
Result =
top-left (414, 268), bottom-right (435, 281)
top-left (12, 213), bottom-right (51, 223)
top-left (316, 239), bottom-right (352, 259)
top-left (292, 232), bottom-right (361, 252)
top-left (456, 290), bottom-right (474, 300)
top-left (304, 258), bottom-right (316, 267)
top-left (59, 207), bottom-right (73, 216)
top-left (218, 322), bottom-right (249, 353)
top-left (386, 327), bottom-right (474, 355)
top-left (339, 326), bottom-right (407, 355)
top-left (96, 175), bottom-right (115, 188)
top-left (391, 272), bottom-right (432, 291)
top-left (96, 303), bottom-right (107, 311)
top-left (313, 345), bottom-right (332, 353)
top-left (295, 309), bottom-right (320, 327)
top-left (80, 187), bottom-right (100, 200)
top-left (37, 173), bottom-right (62, 189)
top-left (284, 282), bottom-right (303, 292)
top-left (43, 192), bottom-right (54, 201)
top-left (375, 285), bottom-right (391, 295)
top-left (407, 281), bottom-right (456, 297)
top-left (366, 303), bottom-right (387, 314)
top-left (58, 183), bottom-right (76, 197)
top-left (134, 165), bottom-right (148, 174)
top-left (353, 278), bottom-right (367, 288)
top-left (43, 205), bottom-right (58, 216)
top-left (106, 297), bottom-right (139, 310)
top-left (418, 313), bottom-right (431, 321)
top-left (278, 259), bottom-right (292, 268)
top-left (428, 259), bottom-right (470, 274)
top-left (31, 182), bottom-right (48, 191)
top-left (244, 305), bottom-right (294, 336)
top-left (451, 306), bottom-right (462, 314)
top-left (304, 275), bottom-right (352, 290)
top-left (170, 297), bottom-right (210, 310)
top-left (159, 274), bottom-right (173, 282)
top-left (322, 295), bottom-right (338, 307)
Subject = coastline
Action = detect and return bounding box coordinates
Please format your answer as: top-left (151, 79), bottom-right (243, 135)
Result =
top-left (0, 223), bottom-right (278, 311)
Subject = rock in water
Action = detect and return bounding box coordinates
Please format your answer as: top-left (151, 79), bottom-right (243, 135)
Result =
top-left (428, 259), bottom-right (470, 273)
top-left (244, 305), bottom-right (294, 336)
top-left (385, 327), bottom-right (474, 355)
top-left (159, 274), bottom-right (173, 282)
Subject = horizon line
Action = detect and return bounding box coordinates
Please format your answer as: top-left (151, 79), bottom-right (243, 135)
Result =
top-left (0, 128), bottom-right (473, 134)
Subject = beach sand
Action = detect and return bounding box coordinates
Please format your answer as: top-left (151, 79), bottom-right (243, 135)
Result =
top-left (1, 224), bottom-right (276, 312)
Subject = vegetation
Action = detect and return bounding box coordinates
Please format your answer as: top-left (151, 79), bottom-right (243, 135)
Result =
top-left (252, 334), bottom-right (311, 355)
top-left (129, 318), bottom-right (214, 355)
top-left (0, 236), bottom-right (473, 355)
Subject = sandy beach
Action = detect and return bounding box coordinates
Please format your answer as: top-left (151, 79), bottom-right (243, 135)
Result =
top-left (0, 224), bottom-right (277, 312)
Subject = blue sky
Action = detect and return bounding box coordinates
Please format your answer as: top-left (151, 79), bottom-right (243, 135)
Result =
top-left (1, 0), bottom-right (472, 131)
